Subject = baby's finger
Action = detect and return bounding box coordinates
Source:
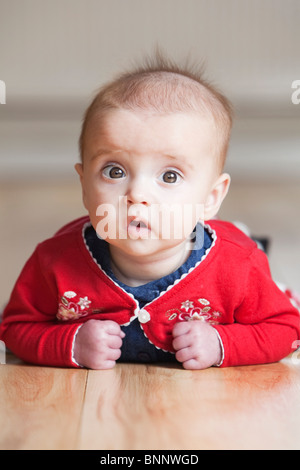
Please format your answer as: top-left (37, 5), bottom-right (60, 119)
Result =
top-left (103, 320), bottom-right (125, 337)
top-left (181, 358), bottom-right (202, 370)
top-left (172, 321), bottom-right (191, 338)
top-left (172, 333), bottom-right (192, 351)
top-left (99, 360), bottom-right (117, 370)
top-left (107, 334), bottom-right (123, 350)
top-left (107, 347), bottom-right (122, 362)
top-left (175, 346), bottom-right (194, 364)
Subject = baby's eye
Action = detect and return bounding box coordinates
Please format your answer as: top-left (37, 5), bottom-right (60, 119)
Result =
top-left (160, 170), bottom-right (182, 184)
top-left (102, 165), bottom-right (126, 179)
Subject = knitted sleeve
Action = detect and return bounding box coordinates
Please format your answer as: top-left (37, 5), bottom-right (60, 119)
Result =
top-left (0, 246), bottom-right (82, 367)
top-left (213, 247), bottom-right (300, 367)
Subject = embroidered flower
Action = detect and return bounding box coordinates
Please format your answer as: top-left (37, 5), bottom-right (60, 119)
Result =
top-left (179, 307), bottom-right (211, 322)
top-left (187, 311), bottom-right (207, 321)
top-left (212, 310), bottom-right (222, 317)
top-left (167, 297), bottom-right (223, 325)
top-left (57, 304), bottom-right (88, 321)
top-left (181, 300), bottom-right (194, 311)
top-left (63, 291), bottom-right (77, 299)
top-left (198, 298), bottom-right (210, 306)
top-left (57, 291), bottom-right (91, 321)
top-left (165, 309), bottom-right (181, 321)
top-left (77, 296), bottom-right (91, 310)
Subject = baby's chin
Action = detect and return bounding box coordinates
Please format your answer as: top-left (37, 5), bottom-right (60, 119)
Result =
top-left (107, 236), bottom-right (191, 260)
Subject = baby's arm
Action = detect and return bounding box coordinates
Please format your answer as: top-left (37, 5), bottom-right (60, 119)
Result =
top-left (0, 244), bottom-right (125, 368)
top-left (73, 319), bottom-right (125, 369)
top-left (172, 321), bottom-right (222, 369)
top-left (172, 247), bottom-right (300, 369)
top-left (0, 246), bottom-right (123, 368)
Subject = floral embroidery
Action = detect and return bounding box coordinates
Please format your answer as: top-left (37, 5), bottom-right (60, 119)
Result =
top-left (198, 298), bottom-right (210, 306)
top-left (181, 300), bottom-right (194, 311)
top-left (63, 291), bottom-right (77, 299)
top-left (166, 298), bottom-right (222, 324)
top-left (77, 296), bottom-right (91, 310)
top-left (165, 308), bottom-right (181, 321)
top-left (57, 291), bottom-right (91, 321)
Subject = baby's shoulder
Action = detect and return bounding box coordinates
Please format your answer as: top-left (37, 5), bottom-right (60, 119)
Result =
top-left (206, 219), bottom-right (257, 254)
top-left (53, 215), bottom-right (90, 237)
top-left (34, 216), bottom-right (90, 262)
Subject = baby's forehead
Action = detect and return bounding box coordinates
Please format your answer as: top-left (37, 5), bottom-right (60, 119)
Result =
top-left (85, 109), bottom-right (217, 171)
top-left (87, 107), bottom-right (215, 143)
top-left (89, 98), bottom-right (216, 132)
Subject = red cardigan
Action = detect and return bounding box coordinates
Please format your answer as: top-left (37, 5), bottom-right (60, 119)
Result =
top-left (0, 216), bottom-right (299, 368)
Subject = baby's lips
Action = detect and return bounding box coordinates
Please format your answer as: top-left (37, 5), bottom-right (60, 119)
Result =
top-left (128, 215), bottom-right (150, 230)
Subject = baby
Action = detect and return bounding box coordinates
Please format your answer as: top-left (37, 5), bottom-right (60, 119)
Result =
top-left (0, 54), bottom-right (299, 369)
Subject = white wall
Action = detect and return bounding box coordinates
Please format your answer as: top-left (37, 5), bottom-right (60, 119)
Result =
top-left (0, 0), bottom-right (299, 181)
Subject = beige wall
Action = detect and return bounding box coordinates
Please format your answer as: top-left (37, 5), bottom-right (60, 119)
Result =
top-left (0, 0), bottom-right (299, 181)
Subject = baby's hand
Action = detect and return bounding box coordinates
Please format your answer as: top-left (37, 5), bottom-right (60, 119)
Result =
top-left (172, 321), bottom-right (222, 370)
top-left (73, 319), bottom-right (125, 369)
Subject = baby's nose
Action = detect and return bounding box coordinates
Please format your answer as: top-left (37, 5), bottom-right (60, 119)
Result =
top-left (125, 178), bottom-right (151, 206)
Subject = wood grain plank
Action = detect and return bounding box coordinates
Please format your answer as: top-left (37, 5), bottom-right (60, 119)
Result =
top-left (0, 364), bottom-right (87, 450)
top-left (78, 357), bottom-right (300, 450)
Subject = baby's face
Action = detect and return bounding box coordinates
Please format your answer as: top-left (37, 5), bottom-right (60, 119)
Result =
top-left (76, 109), bottom-right (228, 258)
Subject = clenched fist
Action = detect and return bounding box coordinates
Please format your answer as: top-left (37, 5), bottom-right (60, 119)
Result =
top-left (73, 319), bottom-right (125, 369)
top-left (172, 321), bottom-right (222, 369)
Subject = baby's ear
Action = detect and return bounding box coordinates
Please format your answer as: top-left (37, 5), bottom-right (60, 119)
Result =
top-left (74, 163), bottom-right (88, 210)
top-left (204, 173), bottom-right (230, 221)
top-left (74, 163), bottom-right (84, 181)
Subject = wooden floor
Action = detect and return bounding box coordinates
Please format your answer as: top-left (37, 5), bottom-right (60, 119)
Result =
top-left (0, 178), bottom-right (300, 450)
top-left (1, 353), bottom-right (300, 450)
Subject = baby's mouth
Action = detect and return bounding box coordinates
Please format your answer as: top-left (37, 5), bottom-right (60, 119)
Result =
top-left (127, 217), bottom-right (151, 238)
top-left (129, 220), bottom-right (148, 229)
